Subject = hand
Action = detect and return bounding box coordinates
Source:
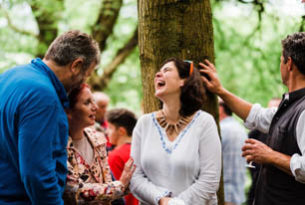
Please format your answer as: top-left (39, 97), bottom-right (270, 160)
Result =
top-left (198, 60), bottom-right (224, 95)
top-left (242, 139), bottom-right (274, 164)
top-left (159, 197), bottom-right (171, 205)
top-left (119, 158), bottom-right (136, 188)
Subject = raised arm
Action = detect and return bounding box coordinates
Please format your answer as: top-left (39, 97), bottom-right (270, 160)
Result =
top-left (199, 60), bottom-right (252, 121)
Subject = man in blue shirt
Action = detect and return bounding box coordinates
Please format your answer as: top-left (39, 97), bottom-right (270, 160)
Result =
top-left (0, 30), bottom-right (100, 204)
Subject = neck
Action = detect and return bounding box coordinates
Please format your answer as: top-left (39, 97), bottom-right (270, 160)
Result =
top-left (287, 73), bottom-right (305, 93)
top-left (69, 121), bottom-right (86, 141)
top-left (219, 114), bottom-right (228, 122)
top-left (43, 59), bottom-right (70, 91)
top-left (162, 97), bottom-right (181, 123)
top-left (115, 135), bottom-right (131, 148)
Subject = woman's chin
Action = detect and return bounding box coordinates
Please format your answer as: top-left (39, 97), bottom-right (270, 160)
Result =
top-left (155, 92), bottom-right (164, 100)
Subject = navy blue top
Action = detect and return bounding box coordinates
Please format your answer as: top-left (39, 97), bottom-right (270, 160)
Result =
top-left (0, 58), bottom-right (69, 205)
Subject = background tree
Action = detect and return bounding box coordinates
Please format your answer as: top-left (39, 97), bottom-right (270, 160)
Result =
top-left (0, 0), bottom-right (304, 115)
top-left (0, 0), bottom-right (138, 90)
top-left (138, 0), bottom-right (224, 204)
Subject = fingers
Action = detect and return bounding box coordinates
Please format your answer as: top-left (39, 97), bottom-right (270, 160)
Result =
top-left (124, 158), bottom-right (134, 170)
top-left (199, 60), bottom-right (216, 71)
top-left (245, 138), bottom-right (258, 144)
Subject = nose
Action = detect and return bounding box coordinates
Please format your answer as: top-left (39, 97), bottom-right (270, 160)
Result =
top-left (92, 102), bottom-right (98, 112)
top-left (155, 71), bottom-right (162, 78)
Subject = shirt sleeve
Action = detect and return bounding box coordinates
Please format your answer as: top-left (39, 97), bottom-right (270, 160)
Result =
top-left (130, 117), bottom-right (172, 205)
top-left (244, 104), bottom-right (277, 133)
top-left (64, 159), bottom-right (125, 203)
top-left (18, 103), bottom-right (64, 205)
top-left (177, 114), bottom-right (222, 204)
top-left (290, 110), bottom-right (305, 183)
top-left (108, 152), bottom-right (125, 180)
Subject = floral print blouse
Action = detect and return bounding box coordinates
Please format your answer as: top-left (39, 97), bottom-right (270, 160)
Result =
top-left (63, 127), bottom-right (125, 205)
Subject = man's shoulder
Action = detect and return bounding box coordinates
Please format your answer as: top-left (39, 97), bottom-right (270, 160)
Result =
top-left (2, 63), bottom-right (54, 93)
top-left (0, 64), bottom-right (59, 109)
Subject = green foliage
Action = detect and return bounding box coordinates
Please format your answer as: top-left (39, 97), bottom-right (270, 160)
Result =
top-left (0, 0), bottom-right (304, 114)
top-left (212, 1), bottom-right (302, 106)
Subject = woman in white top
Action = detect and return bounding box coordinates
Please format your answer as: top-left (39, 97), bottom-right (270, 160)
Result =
top-left (130, 58), bottom-right (222, 205)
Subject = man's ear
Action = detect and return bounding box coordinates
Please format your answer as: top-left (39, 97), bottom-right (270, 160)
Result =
top-left (287, 56), bottom-right (293, 72)
top-left (70, 58), bottom-right (83, 74)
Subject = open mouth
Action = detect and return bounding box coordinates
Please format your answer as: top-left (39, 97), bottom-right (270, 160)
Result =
top-left (89, 114), bottom-right (96, 120)
top-left (156, 81), bottom-right (166, 88)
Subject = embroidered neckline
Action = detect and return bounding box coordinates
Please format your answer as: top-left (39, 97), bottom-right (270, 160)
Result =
top-left (152, 110), bottom-right (201, 154)
top-left (157, 111), bottom-right (192, 137)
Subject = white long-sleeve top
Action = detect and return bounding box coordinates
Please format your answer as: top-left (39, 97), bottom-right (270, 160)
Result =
top-left (244, 103), bottom-right (305, 183)
top-left (130, 110), bottom-right (222, 205)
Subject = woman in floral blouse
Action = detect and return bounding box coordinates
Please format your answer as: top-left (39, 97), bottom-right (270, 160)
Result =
top-left (63, 84), bottom-right (135, 204)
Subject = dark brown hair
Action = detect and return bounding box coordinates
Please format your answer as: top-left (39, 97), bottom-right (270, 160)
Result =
top-left (106, 108), bottom-right (137, 136)
top-left (161, 58), bottom-right (206, 117)
top-left (282, 32), bottom-right (305, 75)
top-left (45, 30), bottom-right (100, 72)
top-left (68, 84), bottom-right (90, 109)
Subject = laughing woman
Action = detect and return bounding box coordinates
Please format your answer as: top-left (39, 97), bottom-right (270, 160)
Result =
top-left (63, 84), bottom-right (135, 205)
top-left (130, 58), bottom-right (221, 205)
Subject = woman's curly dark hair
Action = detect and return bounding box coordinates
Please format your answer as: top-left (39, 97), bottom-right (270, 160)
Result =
top-left (160, 58), bottom-right (206, 117)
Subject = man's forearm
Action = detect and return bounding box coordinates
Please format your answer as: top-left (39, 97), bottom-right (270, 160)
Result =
top-left (268, 150), bottom-right (292, 175)
top-left (218, 88), bottom-right (253, 121)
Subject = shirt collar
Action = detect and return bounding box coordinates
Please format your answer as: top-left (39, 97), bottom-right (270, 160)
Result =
top-left (283, 87), bottom-right (305, 105)
top-left (31, 58), bottom-right (69, 109)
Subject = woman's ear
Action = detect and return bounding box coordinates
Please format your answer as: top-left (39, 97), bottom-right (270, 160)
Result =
top-left (65, 109), bottom-right (73, 121)
top-left (179, 79), bottom-right (185, 87)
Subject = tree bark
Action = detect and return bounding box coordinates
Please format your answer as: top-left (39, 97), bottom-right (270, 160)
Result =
top-left (92, 0), bottom-right (123, 52)
top-left (89, 27), bottom-right (138, 91)
top-left (138, 0), bottom-right (224, 204)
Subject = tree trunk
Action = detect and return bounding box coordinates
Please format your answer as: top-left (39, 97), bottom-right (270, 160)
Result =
top-left (138, 0), bottom-right (224, 204)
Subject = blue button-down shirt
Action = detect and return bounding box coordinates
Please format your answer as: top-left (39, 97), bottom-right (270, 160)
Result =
top-left (0, 58), bottom-right (69, 205)
top-left (220, 117), bottom-right (247, 205)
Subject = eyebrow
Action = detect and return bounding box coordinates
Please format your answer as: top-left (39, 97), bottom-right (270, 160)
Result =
top-left (161, 66), bottom-right (172, 71)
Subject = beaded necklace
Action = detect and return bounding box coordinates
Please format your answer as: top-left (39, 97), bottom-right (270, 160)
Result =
top-left (156, 110), bottom-right (192, 138)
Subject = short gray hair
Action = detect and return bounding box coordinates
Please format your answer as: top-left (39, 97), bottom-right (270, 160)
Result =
top-left (44, 30), bottom-right (100, 71)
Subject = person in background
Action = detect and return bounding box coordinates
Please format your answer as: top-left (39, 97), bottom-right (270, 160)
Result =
top-left (107, 108), bottom-right (139, 205)
top-left (130, 58), bottom-right (221, 205)
top-left (200, 32), bottom-right (305, 205)
top-left (219, 99), bottom-right (247, 205)
top-left (247, 98), bottom-right (281, 205)
top-left (94, 91), bottom-right (110, 131)
top-left (0, 30), bottom-right (100, 205)
top-left (63, 84), bottom-right (135, 205)
top-left (94, 91), bottom-right (113, 150)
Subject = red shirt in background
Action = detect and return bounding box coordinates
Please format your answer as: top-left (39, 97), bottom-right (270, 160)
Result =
top-left (108, 143), bottom-right (138, 205)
